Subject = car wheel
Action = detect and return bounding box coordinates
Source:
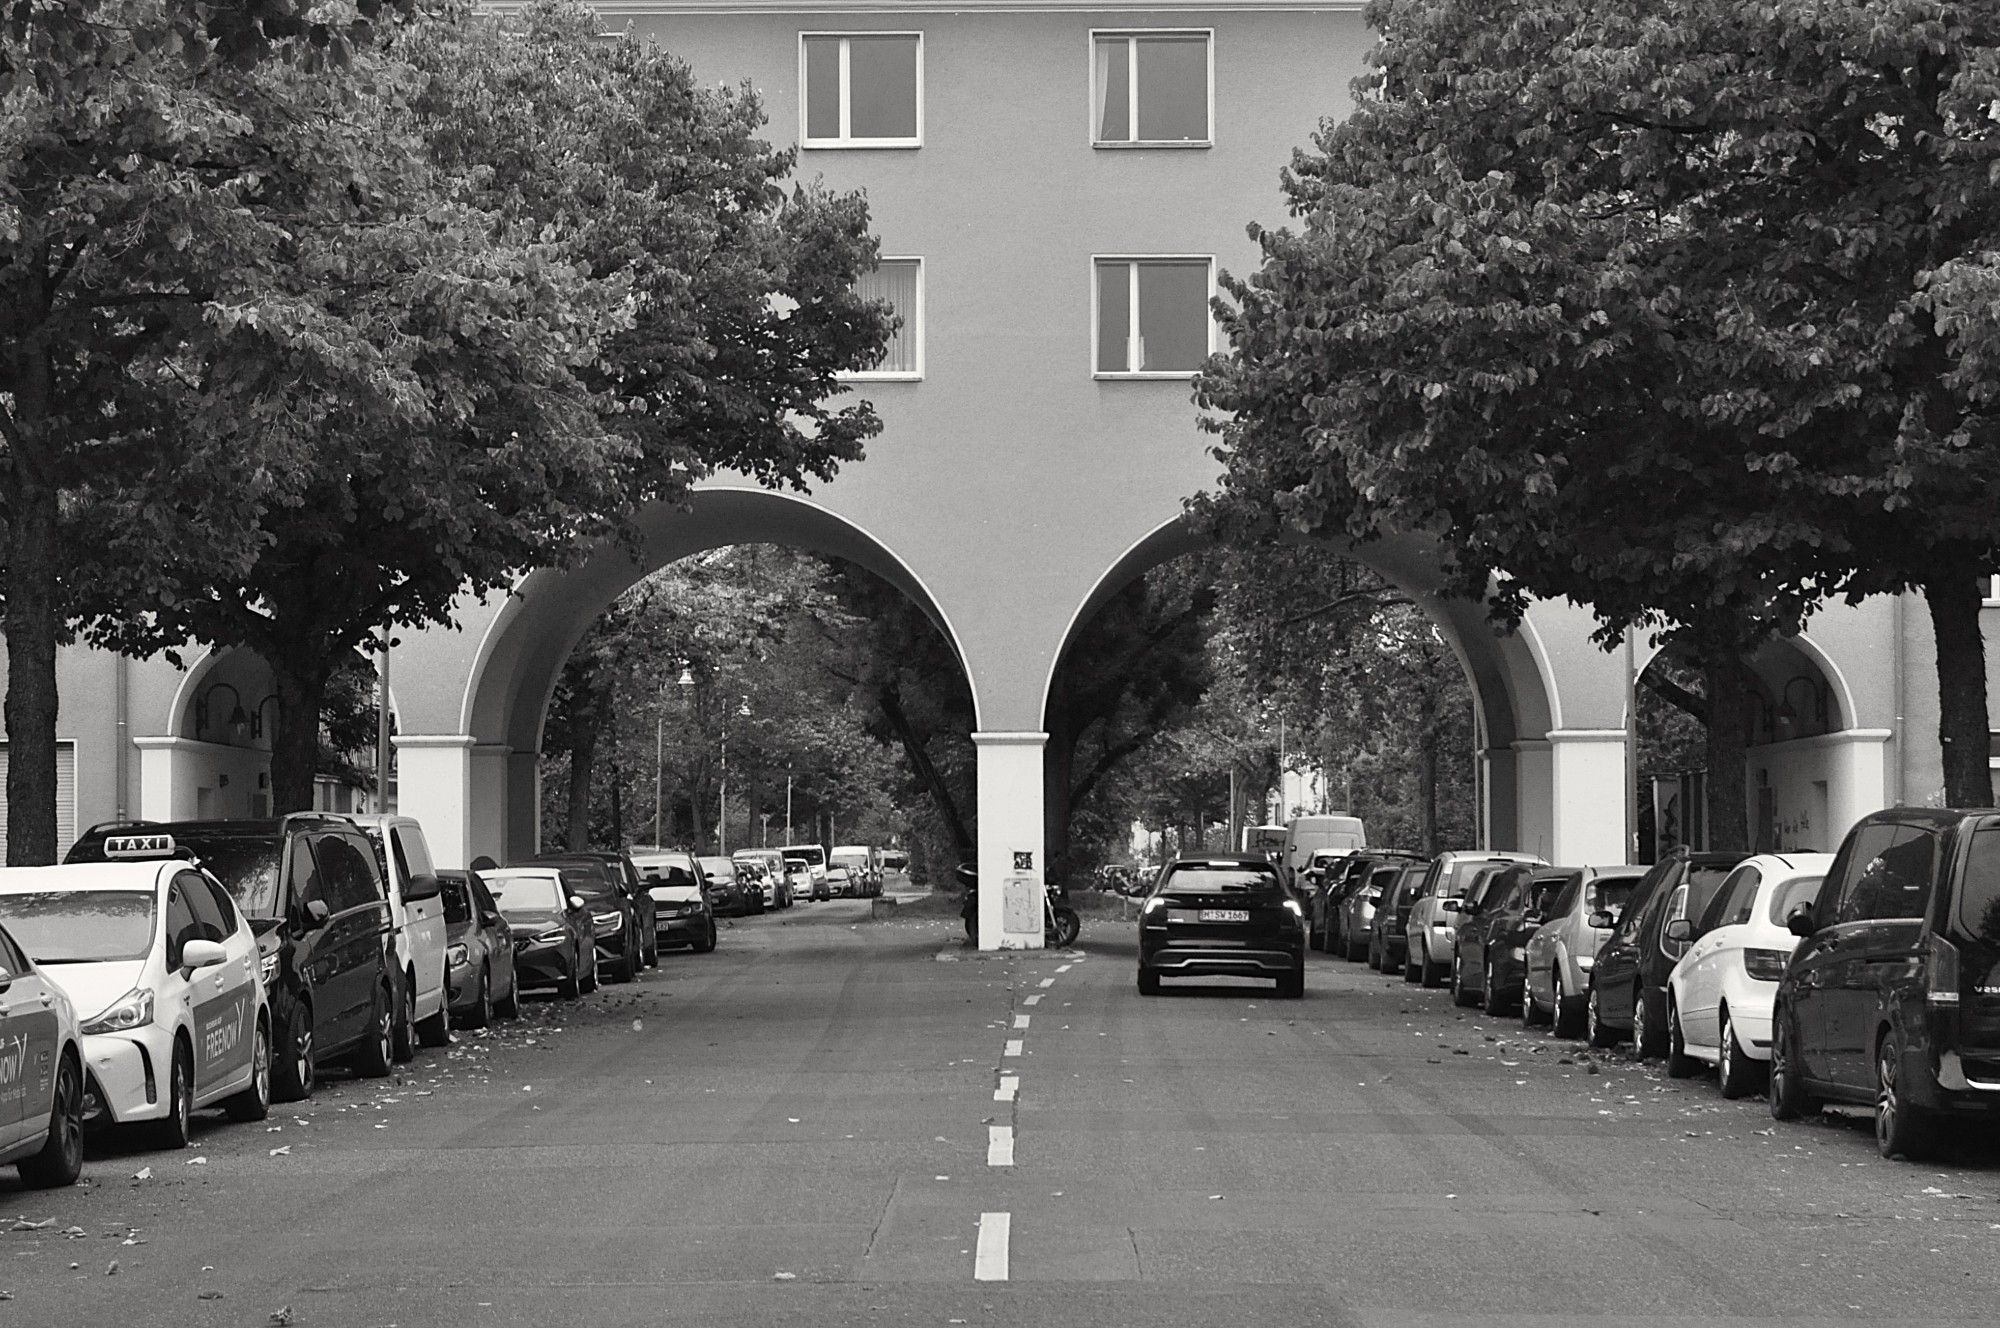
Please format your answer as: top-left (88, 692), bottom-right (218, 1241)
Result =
top-left (1875, 1031), bottom-right (1941, 1161)
top-left (1716, 1008), bottom-right (1760, 1100)
top-left (18, 1052), bottom-right (84, 1188)
top-left (152, 1039), bottom-right (194, 1150)
top-left (581, 948), bottom-right (600, 994)
top-left (1403, 945), bottom-right (1422, 984)
top-left (1346, 932), bottom-right (1368, 962)
top-left (1585, 983), bottom-right (1621, 1048)
top-left (495, 964), bottom-right (522, 1020)
top-left (557, 954), bottom-right (582, 1000)
top-left (694, 922), bottom-right (718, 954)
top-left (1631, 986), bottom-right (1661, 1059)
top-left (1552, 973), bottom-right (1584, 1038)
top-left (1420, 942), bottom-right (1445, 988)
top-left (390, 970), bottom-right (418, 1064)
top-left (1665, 998), bottom-right (1697, 1078)
top-left (1451, 954), bottom-right (1476, 1007)
top-left (417, 983), bottom-right (452, 1048)
top-left (1767, 1009), bottom-right (1815, 1121)
top-left (1277, 966), bottom-right (1305, 999)
top-left (1521, 975), bottom-right (1546, 1028)
top-left (353, 979), bottom-right (396, 1078)
top-left (272, 998), bottom-right (316, 1104)
top-left (461, 967), bottom-right (492, 1030)
top-left (1483, 961), bottom-right (1508, 1017)
top-left (644, 935), bottom-right (660, 968)
top-left (225, 1015), bottom-right (273, 1122)
top-left (1137, 968), bottom-right (1160, 996)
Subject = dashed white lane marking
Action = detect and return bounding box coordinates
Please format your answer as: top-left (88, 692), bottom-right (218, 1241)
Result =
top-left (987, 1124), bottom-right (1015, 1166)
top-left (974, 1212), bottom-right (1010, 1281)
top-left (1022, 993), bottom-right (1043, 1006)
top-left (1003, 1039), bottom-right (1024, 1057)
top-left (1056, 964), bottom-right (1072, 973)
top-left (1038, 977), bottom-right (1055, 988)
top-left (995, 1074), bottom-right (1019, 1102)
top-left (1013, 1014), bottom-right (1031, 1029)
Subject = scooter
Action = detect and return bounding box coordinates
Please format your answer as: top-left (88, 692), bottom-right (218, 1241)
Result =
top-left (957, 862), bottom-right (1081, 948)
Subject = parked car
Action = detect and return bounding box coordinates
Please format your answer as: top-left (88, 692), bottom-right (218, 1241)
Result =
top-left (1586, 849), bottom-right (1748, 1054)
top-left (1522, 865), bottom-right (1646, 1036)
top-left (633, 851), bottom-right (718, 953)
top-left (700, 856), bottom-right (761, 917)
top-left (0, 918), bottom-right (86, 1186)
top-left (1369, 864), bottom-right (1430, 973)
top-left (787, 860), bottom-right (818, 902)
top-left (0, 858), bottom-right (273, 1148)
top-left (882, 849), bottom-right (909, 873)
top-left (439, 869), bottom-right (520, 1028)
top-left (1663, 852), bottom-right (1831, 1096)
top-left (733, 849), bottom-right (792, 908)
top-left (529, 851), bottom-right (658, 968)
top-left (1449, 863), bottom-right (1568, 1015)
top-left (1305, 852), bottom-right (1362, 951)
top-left (831, 845), bottom-right (882, 894)
top-left (1771, 809), bottom-right (2000, 1159)
top-left (1137, 856), bottom-right (1307, 998)
top-left (1403, 850), bottom-right (1547, 987)
top-left (826, 865), bottom-right (863, 898)
top-left (483, 867), bottom-right (596, 998)
top-left (778, 844), bottom-right (829, 895)
top-left (525, 855), bottom-right (641, 982)
top-left (340, 814), bottom-right (452, 1060)
top-left (66, 817), bottom-right (395, 1104)
top-left (1341, 858), bottom-right (1425, 961)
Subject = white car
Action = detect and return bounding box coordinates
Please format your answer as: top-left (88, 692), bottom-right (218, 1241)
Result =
top-left (0, 853), bottom-right (271, 1147)
top-left (340, 815), bottom-right (450, 1061)
top-left (0, 919), bottom-right (86, 1187)
top-left (1664, 851), bottom-right (1833, 1098)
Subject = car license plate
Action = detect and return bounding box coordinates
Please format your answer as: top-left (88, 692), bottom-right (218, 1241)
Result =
top-left (1200, 909), bottom-right (1250, 923)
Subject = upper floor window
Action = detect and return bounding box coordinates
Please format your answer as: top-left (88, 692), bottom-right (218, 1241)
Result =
top-left (1984, 573), bottom-right (2000, 605)
top-left (843, 257), bottom-right (923, 380)
top-left (1093, 257), bottom-right (1213, 377)
top-left (1091, 31), bottom-right (1212, 147)
top-left (802, 33), bottom-right (922, 148)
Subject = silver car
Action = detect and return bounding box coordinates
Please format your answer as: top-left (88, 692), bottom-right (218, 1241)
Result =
top-left (1403, 851), bottom-right (1546, 986)
top-left (1521, 865), bottom-right (1646, 1036)
top-left (1338, 859), bottom-right (1418, 961)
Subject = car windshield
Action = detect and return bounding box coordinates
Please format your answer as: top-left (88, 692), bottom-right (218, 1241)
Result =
top-left (1585, 878), bottom-right (1636, 915)
top-left (1158, 866), bottom-right (1282, 898)
top-left (176, 835), bottom-right (283, 918)
top-left (0, 890), bottom-right (156, 963)
top-left (699, 858), bottom-right (734, 880)
top-left (1766, 874), bottom-right (1825, 927)
top-left (486, 874), bottom-right (563, 913)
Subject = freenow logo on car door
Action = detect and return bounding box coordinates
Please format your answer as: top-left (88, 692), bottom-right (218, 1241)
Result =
top-left (0, 1032), bottom-right (27, 1109)
top-left (197, 994), bottom-right (252, 1078)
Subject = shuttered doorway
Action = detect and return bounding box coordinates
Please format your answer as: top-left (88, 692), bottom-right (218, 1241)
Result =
top-left (0, 740), bottom-right (79, 861)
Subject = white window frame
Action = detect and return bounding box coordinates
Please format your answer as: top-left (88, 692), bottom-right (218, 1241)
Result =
top-left (799, 32), bottom-right (924, 150)
top-left (1087, 29), bottom-right (1215, 149)
top-left (1983, 573), bottom-right (2000, 606)
top-left (840, 256), bottom-right (924, 382)
top-left (1090, 254), bottom-right (1216, 380)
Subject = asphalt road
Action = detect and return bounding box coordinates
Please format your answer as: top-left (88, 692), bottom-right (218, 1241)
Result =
top-left (4, 890), bottom-right (1998, 1327)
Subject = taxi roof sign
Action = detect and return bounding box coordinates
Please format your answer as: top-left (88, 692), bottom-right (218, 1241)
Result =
top-left (102, 833), bottom-right (179, 859)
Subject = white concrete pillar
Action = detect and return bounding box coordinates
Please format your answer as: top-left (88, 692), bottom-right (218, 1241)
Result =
top-left (1826, 729), bottom-right (1891, 846)
top-left (392, 735), bottom-right (474, 869)
top-left (1548, 728), bottom-right (1631, 866)
top-left (973, 731), bottom-right (1046, 951)
top-left (505, 751), bottom-right (542, 863)
top-left (1513, 739), bottom-right (1553, 860)
top-left (1480, 746), bottom-right (1518, 851)
top-left (132, 737), bottom-right (197, 821)
top-left (468, 743), bottom-right (511, 866)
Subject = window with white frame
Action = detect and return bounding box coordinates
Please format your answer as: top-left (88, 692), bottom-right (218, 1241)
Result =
top-left (845, 258), bottom-right (923, 379)
top-left (1094, 257), bottom-right (1213, 376)
top-left (1984, 573), bottom-right (2000, 605)
top-left (802, 33), bottom-right (922, 147)
top-left (1091, 31), bottom-right (1212, 146)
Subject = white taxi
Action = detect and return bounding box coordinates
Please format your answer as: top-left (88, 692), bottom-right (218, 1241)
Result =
top-left (0, 919), bottom-right (86, 1187)
top-left (0, 841), bottom-right (271, 1148)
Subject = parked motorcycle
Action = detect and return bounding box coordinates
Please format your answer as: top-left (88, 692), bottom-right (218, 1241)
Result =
top-left (957, 863), bottom-right (1081, 948)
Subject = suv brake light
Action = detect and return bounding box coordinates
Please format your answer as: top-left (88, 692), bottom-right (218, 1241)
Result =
top-left (1926, 934), bottom-right (1961, 1006)
top-left (1741, 948), bottom-right (1788, 981)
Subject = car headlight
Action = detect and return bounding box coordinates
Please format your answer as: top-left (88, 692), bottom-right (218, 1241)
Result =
top-left (447, 943), bottom-right (469, 968)
top-left (1509, 946), bottom-right (1527, 961)
top-left (593, 912), bottom-right (621, 934)
top-left (1576, 954), bottom-right (1595, 970)
top-left (532, 930), bottom-right (566, 946)
top-left (82, 987), bottom-right (154, 1035)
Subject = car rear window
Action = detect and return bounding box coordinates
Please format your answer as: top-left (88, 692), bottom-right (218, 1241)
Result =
top-left (1767, 875), bottom-right (1824, 928)
top-left (1585, 878), bottom-right (1636, 915)
top-left (1159, 865), bottom-right (1283, 898)
top-left (1955, 826), bottom-right (2000, 945)
top-left (172, 835), bottom-right (284, 918)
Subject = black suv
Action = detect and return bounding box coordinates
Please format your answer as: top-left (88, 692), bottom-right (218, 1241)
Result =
top-left (1773, 808), bottom-right (2000, 1159)
top-left (1137, 856), bottom-right (1308, 998)
top-left (1449, 864), bottom-right (1566, 1015)
top-left (524, 855), bottom-right (643, 982)
top-left (66, 818), bottom-right (396, 1100)
top-left (1586, 848), bottom-right (1748, 1054)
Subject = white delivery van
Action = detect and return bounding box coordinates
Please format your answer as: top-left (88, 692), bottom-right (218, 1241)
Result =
top-left (1283, 816), bottom-right (1367, 885)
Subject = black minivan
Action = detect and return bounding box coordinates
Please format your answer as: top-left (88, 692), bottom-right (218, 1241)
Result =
top-left (1771, 807), bottom-right (2000, 1159)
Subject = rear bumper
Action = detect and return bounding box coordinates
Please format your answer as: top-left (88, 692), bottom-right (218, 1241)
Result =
top-left (1142, 944), bottom-right (1302, 978)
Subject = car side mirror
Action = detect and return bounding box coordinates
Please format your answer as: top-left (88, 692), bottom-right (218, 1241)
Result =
top-left (1439, 900), bottom-right (1461, 913)
top-left (0, 966), bottom-right (13, 993)
top-left (1587, 910), bottom-right (1615, 930)
top-left (403, 874), bottom-right (441, 903)
top-left (1663, 917), bottom-right (1693, 943)
top-left (1786, 904), bottom-right (1817, 938)
top-left (181, 939), bottom-right (228, 970)
top-left (568, 895), bottom-right (587, 912)
top-left (301, 899), bottom-right (331, 931)
top-left (482, 909), bottom-right (503, 927)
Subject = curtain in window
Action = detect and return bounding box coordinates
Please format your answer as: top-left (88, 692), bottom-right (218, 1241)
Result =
top-left (857, 260), bottom-right (920, 373)
top-left (1093, 37), bottom-right (1128, 141)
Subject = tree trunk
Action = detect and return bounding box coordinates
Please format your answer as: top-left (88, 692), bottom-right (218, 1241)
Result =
top-left (877, 685), bottom-right (973, 862)
top-left (1417, 721), bottom-right (1440, 857)
top-left (567, 718), bottom-right (597, 851)
top-left (268, 658), bottom-right (332, 816)
top-left (1924, 570), bottom-right (1995, 808)
top-left (1700, 653), bottom-right (1753, 851)
top-left (608, 751), bottom-right (625, 849)
top-left (3, 391), bottom-right (61, 865)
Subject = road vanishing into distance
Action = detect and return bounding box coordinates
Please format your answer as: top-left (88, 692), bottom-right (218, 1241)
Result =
top-left (5, 889), bottom-right (1998, 1327)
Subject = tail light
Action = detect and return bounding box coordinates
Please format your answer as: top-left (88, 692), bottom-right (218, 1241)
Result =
top-left (1926, 934), bottom-right (1961, 1006)
top-left (1742, 948), bottom-right (1789, 981)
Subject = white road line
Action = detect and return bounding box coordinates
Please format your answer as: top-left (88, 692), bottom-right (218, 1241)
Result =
top-left (1056, 964), bottom-right (1072, 973)
top-left (974, 1212), bottom-right (1010, 1281)
top-left (995, 1074), bottom-right (1019, 1102)
top-left (1003, 1038), bottom-right (1024, 1057)
top-left (1038, 977), bottom-right (1055, 988)
top-left (1013, 1014), bottom-right (1030, 1029)
top-left (1022, 993), bottom-right (1043, 1006)
top-left (987, 1124), bottom-right (1015, 1166)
